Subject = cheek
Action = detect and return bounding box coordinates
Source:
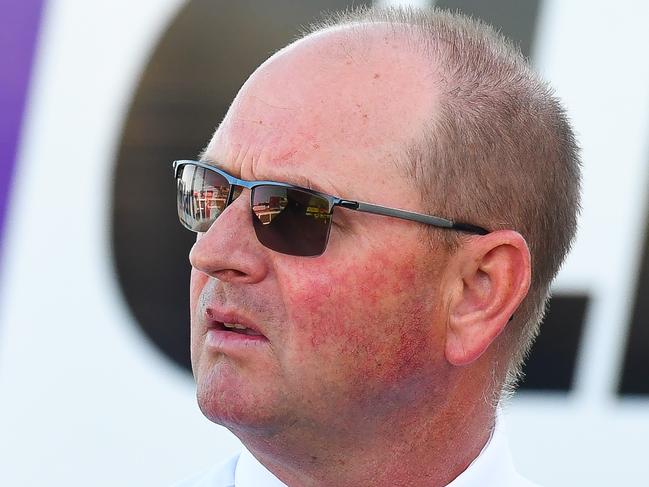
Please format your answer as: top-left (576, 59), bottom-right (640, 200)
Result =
top-left (279, 249), bottom-right (441, 382)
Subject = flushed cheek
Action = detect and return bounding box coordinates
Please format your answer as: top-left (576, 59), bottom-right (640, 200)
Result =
top-left (279, 252), bottom-right (437, 384)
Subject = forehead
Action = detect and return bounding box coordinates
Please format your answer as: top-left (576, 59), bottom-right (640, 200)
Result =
top-left (205, 26), bottom-right (440, 203)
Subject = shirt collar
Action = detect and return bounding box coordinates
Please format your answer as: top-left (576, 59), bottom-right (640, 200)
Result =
top-left (234, 448), bottom-right (287, 487)
top-left (446, 414), bottom-right (520, 486)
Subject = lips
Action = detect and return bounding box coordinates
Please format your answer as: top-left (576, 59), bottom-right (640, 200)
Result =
top-left (203, 307), bottom-right (269, 352)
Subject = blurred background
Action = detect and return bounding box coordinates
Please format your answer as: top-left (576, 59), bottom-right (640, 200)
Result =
top-left (1, 0), bottom-right (648, 485)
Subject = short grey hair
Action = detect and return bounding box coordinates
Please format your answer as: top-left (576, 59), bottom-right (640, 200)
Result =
top-left (305, 7), bottom-right (582, 392)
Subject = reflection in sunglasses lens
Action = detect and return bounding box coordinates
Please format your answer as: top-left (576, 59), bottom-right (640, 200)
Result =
top-left (252, 186), bottom-right (332, 256)
top-left (252, 188), bottom-right (288, 225)
top-left (177, 165), bottom-right (231, 232)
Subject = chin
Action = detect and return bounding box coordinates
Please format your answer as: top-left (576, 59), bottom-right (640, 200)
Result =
top-left (197, 395), bottom-right (286, 439)
top-left (195, 367), bottom-right (286, 436)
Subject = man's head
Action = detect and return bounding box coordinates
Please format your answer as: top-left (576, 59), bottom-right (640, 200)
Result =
top-left (183, 6), bottom-right (579, 456)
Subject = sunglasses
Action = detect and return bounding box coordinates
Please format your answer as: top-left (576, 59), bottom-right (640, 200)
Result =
top-left (173, 160), bottom-right (488, 257)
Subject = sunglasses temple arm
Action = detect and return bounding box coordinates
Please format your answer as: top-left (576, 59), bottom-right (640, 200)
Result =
top-left (344, 201), bottom-right (488, 235)
top-left (347, 200), bottom-right (454, 227)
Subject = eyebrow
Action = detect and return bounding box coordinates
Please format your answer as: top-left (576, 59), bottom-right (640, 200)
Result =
top-left (197, 155), bottom-right (330, 196)
top-left (277, 173), bottom-right (323, 193)
top-left (197, 154), bottom-right (224, 170)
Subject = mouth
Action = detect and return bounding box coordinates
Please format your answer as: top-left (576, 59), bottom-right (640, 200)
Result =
top-left (202, 308), bottom-right (269, 353)
top-left (204, 318), bottom-right (269, 353)
top-left (216, 321), bottom-right (265, 337)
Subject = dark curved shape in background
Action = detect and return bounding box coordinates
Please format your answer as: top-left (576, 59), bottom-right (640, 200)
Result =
top-left (111, 0), bottom-right (369, 373)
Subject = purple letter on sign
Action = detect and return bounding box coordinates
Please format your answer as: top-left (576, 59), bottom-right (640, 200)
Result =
top-left (0, 0), bottom-right (45, 259)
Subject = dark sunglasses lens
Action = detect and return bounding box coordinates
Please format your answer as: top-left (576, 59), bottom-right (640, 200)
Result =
top-left (176, 164), bottom-right (231, 232)
top-left (251, 186), bottom-right (332, 256)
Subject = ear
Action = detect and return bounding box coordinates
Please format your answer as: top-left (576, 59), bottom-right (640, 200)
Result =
top-left (445, 230), bottom-right (531, 366)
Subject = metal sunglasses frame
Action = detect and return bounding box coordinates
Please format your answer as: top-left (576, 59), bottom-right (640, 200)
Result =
top-left (173, 159), bottom-right (489, 236)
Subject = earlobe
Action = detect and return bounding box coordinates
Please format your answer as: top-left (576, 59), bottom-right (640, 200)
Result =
top-left (445, 231), bottom-right (531, 366)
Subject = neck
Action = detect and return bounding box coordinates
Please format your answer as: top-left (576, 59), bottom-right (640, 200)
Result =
top-left (236, 384), bottom-right (497, 487)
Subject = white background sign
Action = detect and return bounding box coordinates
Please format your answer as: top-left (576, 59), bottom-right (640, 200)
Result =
top-left (1, 0), bottom-right (648, 485)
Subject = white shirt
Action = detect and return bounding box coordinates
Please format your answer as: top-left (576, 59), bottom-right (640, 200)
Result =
top-left (173, 419), bottom-right (540, 487)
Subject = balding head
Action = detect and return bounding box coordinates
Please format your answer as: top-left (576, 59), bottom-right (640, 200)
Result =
top-left (301, 8), bottom-right (582, 390)
top-left (204, 8), bottom-right (581, 393)
top-left (208, 22), bottom-right (442, 186)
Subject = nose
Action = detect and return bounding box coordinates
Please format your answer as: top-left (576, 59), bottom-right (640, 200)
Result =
top-left (189, 190), bottom-right (268, 284)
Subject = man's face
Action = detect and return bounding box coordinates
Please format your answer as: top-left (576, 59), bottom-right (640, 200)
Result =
top-left (189, 30), bottom-right (452, 440)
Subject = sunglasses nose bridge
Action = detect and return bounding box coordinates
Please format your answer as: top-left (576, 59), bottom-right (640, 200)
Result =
top-left (188, 196), bottom-right (269, 285)
top-left (227, 183), bottom-right (246, 206)
top-left (199, 183), bottom-right (254, 242)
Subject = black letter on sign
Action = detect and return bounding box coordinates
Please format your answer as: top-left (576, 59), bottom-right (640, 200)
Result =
top-left (619, 161), bottom-right (649, 395)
